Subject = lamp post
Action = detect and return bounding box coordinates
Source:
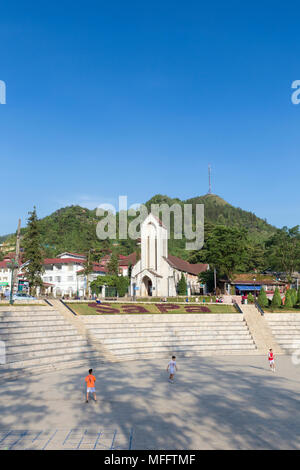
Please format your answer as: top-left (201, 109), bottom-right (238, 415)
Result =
top-left (7, 258), bottom-right (19, 305)
top-left (253, 277), bottom-right (256, 301)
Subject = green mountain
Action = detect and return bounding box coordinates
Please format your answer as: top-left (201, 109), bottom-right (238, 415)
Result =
top-left (3, 194), bottom-right (277, 259)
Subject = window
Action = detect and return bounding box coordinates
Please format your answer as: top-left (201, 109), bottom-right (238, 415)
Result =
top-left (68, 276), bottom-right (73, 282)
top-left (55, 276), bottom-right (61, 283)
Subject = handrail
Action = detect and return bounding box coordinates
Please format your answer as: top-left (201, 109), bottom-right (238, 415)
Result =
top-left (233, 301), bottom-right (243, 314)
top-left (59, 298), bottom-right (77, 316)
top-left (254, 301), bottom-right (264, 316)
top-left (44, 298), bottom-right (53, 307)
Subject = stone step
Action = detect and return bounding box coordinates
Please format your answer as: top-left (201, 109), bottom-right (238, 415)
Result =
top-left (103, 343), bottom-right (257, 356)
top-left (87, 325), bottom-right (248, 335)
top-left (276, 338), bottom-right (300, 345)
top-left (0, 315), bottom-right (65, 322)
top-left (0, 308), bottom-right (60, 315)
top-left (6, 339), bottom-right (88, 354)
top-left (114, 349), bottom-right (260, 361)
top-left (0, 320), bottom-right (68, 328)
top-left (1, 330), bottom-right (80, 342)
top-left (6, 343), bottom-right (97, 362)
top-left (0, 308), bottom-right (55, 313)
top-left (0, 349), bottom-right (108, 371)
top-left (2, 333), bottom-right (82, 347)
top-left (265, 314), bottom-right (300, 320)
top-left (0, 325), bottom-right (77, 335)
top-left (82, 319), bottom-right (245, 326)
top-left (278, 344), bottom-right (300, 351)
top-left (100, 337), bottom-right (255, 347)
top-left (90, 329), bottom-right (250, 341)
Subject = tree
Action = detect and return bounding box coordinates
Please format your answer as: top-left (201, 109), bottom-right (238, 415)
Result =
top-left (271, 287), bottom-right (282, 308)
top-left (291, 288), bottom-right (298, 307)
top-left (247, 293), bottom-right (254, 304)
top-left (198, 269), bottom-right (215, 293)
top-left (116, 276), bottom-right (130, 297)
top-left (297, 288), bottom-right (300, 305)
top-left (82, 249), bottom-right (94, 296)
top-left (90, 274), bottom-right (129, 297)
top-left (257, 287), bottom-right (269, 308)
top-left (107, 252), bottom-right (119, 276)
top-left (128, 262), bottom-right (133, 279)
top-left (284, 290), bottom-right (294, 309)
top-left (22, 207), bottom-right (44, 296)
top-left (190, 225), bottom-right (250, 280)
top-left (266, 226), bottom-right (300, 280)
top-left (177, 273), bottom-right (187, 295)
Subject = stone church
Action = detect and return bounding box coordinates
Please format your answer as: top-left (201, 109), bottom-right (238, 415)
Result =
top-left (130, 213), bottom-right (209, 297)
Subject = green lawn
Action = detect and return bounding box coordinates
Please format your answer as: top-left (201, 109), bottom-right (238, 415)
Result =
top-left (67, 302), bottom-right (237, 315)
top-left (263, 306), bottom-right (300, 313)
top-left (0, 303), bottom-right (46, 307)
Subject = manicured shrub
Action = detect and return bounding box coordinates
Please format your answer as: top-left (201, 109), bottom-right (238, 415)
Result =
top-left (271, 287), bottom-right (282, 308)
top-left (284, 289), bottom-right (294, 309)
top-left (257, 287), bottom-right (269, 308)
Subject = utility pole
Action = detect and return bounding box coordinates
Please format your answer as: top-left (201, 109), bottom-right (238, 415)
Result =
top-left (214, 267), bottom-right (217, 293)
top-left (12, 219), bottom-right (21, 296)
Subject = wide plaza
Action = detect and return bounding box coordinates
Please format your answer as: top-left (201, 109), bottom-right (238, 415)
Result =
top-left (1, 354), bottom-right (300, 450)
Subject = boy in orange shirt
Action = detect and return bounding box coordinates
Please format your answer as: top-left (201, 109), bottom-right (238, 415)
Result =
top-left (85, 368), bottom-right (97, 403)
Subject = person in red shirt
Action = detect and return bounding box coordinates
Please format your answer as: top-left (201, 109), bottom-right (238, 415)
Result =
top-left (85, 368), bottom-right (97, 403)
top-left (268, 349), bottom-right (275, 372)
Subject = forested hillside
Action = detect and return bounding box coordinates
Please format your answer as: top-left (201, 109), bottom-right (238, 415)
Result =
top-left (2, 193), bottom-right (277, 260)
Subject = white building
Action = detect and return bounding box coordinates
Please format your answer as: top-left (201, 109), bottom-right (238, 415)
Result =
top-left (20, 252), bottom-right (106, 298)
top-left (0, 260), bottom-right (11, 296)
top-left (131, 214), bottom-right (209, 297)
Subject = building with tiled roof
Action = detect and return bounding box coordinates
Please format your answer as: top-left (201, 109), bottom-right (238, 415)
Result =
top-left (220, 273), bottom-right (288, 297)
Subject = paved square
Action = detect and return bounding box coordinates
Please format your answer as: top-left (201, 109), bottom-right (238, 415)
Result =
top-left (1, 355), bottom-right (300, 449)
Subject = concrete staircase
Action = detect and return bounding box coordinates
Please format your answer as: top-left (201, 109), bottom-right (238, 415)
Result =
top-left (265, 313), bottom-right (300, 354)
top-left (81, 313), bottom-right (257, 360)
top-left (240, 305), bottom-right (283, 354)
top-left (0, 306), bottom-right (113, 380)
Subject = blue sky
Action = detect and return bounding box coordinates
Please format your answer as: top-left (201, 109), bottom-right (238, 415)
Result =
top-left (0, 1), bottom-right (299, 234)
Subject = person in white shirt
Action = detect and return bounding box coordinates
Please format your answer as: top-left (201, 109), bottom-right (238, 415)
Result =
top-left (167, 355), bottom-right (177, 383)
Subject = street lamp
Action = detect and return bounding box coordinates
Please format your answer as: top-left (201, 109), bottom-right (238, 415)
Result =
top-left (7, 258), bottom-right (19, 305)
top-left (253, 277), bottom-right (257, 301)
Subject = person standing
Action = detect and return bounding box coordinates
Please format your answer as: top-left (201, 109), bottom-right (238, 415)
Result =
top-left (85, 368), bottom-right (97, 402)
top-left (268, 349), bottom-right (275, 372)
top-left (167, 356), bottom-right (177, 383)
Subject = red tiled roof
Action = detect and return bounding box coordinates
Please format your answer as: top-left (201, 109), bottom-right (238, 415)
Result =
top-left (166, 255), bottom-right (209, 275)
top-left (77, 264), bottom-right (108, 275)
top-left (118, 252), bottom-right (137, 266)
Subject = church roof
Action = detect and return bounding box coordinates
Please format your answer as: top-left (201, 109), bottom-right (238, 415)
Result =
top-left (165, 255), bottom-right (209, 276)
top-left (118, 252), bottom-right (137, 266)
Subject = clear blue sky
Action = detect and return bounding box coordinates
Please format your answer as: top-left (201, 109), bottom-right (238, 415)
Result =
top-left (1, 1), bottom-right (299, 234)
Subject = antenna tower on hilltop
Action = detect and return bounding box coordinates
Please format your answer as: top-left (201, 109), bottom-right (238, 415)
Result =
top-left (208, 164), bottom-right (212, 194)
